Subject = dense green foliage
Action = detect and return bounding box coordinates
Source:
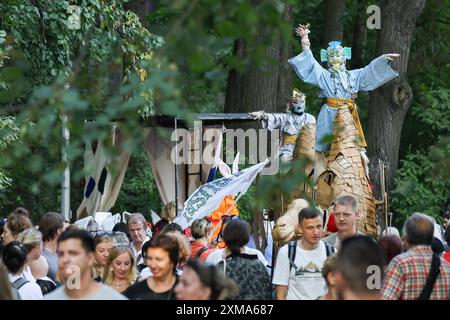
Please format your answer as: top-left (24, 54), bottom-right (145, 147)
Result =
top-left (0, 0), bottom-right (167, 216)
top-left (391, 139), bottom-right (450, 226)
top-left (390, 0), bottom-right (450, 226)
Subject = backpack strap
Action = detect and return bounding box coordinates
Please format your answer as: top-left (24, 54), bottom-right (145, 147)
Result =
top-left (418, 253), bottom-right (441, 300)
top-left (194, 246), bottom-right (210, 259)
top-left (288, 240), bottom-right (297, 272)
top-left (12, 277), bottom-right (29, 290)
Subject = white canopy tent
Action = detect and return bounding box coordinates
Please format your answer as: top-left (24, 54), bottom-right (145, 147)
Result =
top-left (76, 115), bottom-right (236, 219)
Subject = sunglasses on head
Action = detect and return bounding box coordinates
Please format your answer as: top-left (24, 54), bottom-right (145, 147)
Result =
top-left (222, 215), bottom-right (239, 222)
top-left (112, 242), bottom-right (132, 249)
top-left (91, 230), bottom-right (117, 237)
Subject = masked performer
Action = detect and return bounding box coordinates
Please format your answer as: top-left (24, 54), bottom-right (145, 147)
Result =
top-left (291, 23), bottom-right (399, 180)
top-left (289, 24), bottom-right (400, 235)
top-left (249, 89), bottom-right (316, 165)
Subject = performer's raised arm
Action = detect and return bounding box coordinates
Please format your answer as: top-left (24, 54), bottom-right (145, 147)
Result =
top-left (288, 24), bottom-right (327, 88)
top-left (249, 109), bottom-right (288, 130)
top-left (249, 89), bottom-right (307, 131)
top-left (295, 23), bottom-right (311, 51)
top-left (351, 53), bottom-right (400, 91)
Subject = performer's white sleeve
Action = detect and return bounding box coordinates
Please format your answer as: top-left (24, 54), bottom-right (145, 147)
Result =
top-left (350, 55), bottom-right (399, 92)
top-left (262, 113), bottom-right (289, 131)
top-left (288, 48), bottom-right (327, 89)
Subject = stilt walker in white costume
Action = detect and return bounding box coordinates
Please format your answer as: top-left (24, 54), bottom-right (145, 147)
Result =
top-left (289, 23), bottom-right (400, 234)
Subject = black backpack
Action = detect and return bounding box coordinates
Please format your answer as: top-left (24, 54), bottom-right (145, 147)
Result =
top-left (36, 278), bottom-right (57, 295)
top-left (287, 240), bottom-right (335, 272)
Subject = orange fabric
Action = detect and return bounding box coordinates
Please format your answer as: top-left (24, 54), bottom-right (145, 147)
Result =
top-left (190, 241), bottom-right (215, 261)
top-left (325, 98), bottom-right (367, 148)
top-left (209, 195), bottom-right (239, 241)
top-left (215, 241), bottom-right (227, 250)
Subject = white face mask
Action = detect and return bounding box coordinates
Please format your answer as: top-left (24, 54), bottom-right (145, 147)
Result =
top-left (291, 101), bottom-right (305, 114)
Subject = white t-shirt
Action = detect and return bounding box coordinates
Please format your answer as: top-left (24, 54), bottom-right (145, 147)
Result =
top-left (9, 274), bottom-right (43, 300)
top-left (205, 246), bottom-right (268, 270)
top-left (44, 283), bottom-right (127, 300)
top-left (138, 267), bottom-right (182, 281)
top-left (272, 241), bottom-right (328, 300)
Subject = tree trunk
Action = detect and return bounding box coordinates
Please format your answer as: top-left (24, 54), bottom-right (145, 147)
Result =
top-left (351, 0), bottom-right (368, 69)
top-left (323, 0), bottom-right (346, 46)
top-left (224, 2), bottom-right (293, 114)
top-left (224, 1), bottom-right (293, 254)
top-left (367, 0), bottom-right (426, 201)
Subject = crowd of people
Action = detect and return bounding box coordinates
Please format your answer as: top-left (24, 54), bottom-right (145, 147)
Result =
top-left (0, 198), bottom-right (449, 300)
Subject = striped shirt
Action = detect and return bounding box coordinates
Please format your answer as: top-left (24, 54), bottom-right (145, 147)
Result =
top-left (381, 245), bottom-right (450, 300)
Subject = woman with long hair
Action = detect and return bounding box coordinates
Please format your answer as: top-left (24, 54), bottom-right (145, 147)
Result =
top-left (17, 227), bottom-right (57, 294)
top-left (103, 245), bottom-right (137, 293)
top-left (17, 227), bottom-right (43, 282)
top-left (0, 263), bottom-right (15, 300)
top-left (92, 232), bottom-right (113, 281)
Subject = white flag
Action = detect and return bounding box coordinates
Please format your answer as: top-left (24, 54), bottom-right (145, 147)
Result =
top-left (174, 159), bottom-right (268, 229)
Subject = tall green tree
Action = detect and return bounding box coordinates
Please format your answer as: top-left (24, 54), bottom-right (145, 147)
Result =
top-left (323, 0), bottom-right (346, 46)
top-left (224, 0), bottom-right (294, 114)
top-left (367, 0), bottom-right (427, 198)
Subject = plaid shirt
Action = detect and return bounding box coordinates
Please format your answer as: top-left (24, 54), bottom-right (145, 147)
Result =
top-left (381, 245), bottom-right (450, 300)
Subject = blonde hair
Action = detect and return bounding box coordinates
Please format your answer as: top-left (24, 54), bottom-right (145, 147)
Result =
top-left (103, 246), bottom-right (137, 286)
top-left (17, 227), bottom-right (42, 252)
top-left (161, 201), bottom-right (177, 222)
top-left (94, 234), bottom-right (112, 246)
top-left (0, 263), bottom-right (14, 300)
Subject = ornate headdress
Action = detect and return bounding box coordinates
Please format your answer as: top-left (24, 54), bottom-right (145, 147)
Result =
top-left (320, 41), bottom-right (351, 71)
top-left (292, 88), bottom-right (304, 100)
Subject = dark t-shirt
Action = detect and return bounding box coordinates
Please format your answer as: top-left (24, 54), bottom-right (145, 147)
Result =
top-left (123, 276), bottom-right (178, 300)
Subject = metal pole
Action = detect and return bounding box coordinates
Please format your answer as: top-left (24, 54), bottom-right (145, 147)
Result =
top-left (174, 117), bottom-right (179, 217)
top-left (61, 112), bottom-right (70, 222)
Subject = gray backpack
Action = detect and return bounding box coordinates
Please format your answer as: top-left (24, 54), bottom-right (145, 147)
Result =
top-left (11, 277), bottom-right (29, 300)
